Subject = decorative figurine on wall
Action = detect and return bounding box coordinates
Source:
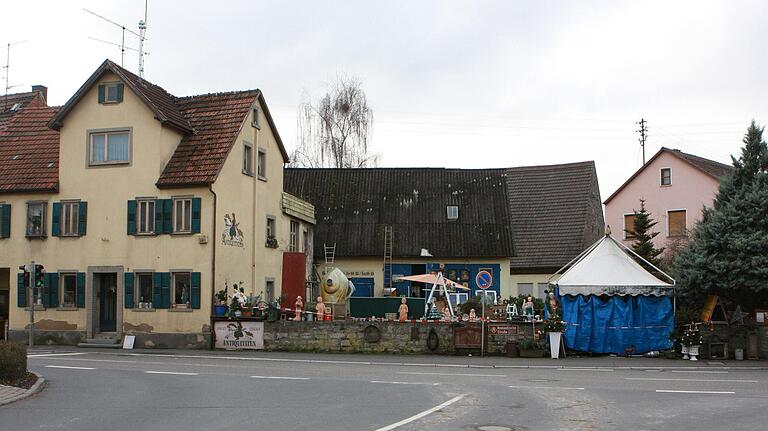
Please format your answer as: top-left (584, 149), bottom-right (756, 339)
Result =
top-left (442, 306), bottom-right (452, 322)
top-left (316, 296), bottom-right (327, 321)
top-left (294, 296), bottom-right (303, 321)
top-left (398, 297), bottom-right (409, 322)
top-left (548, 292), bottom-right (558, 317)
top-left (523, 296), bottom-right (535, 319)
top-left (469, 308), bottom-right (477, 322)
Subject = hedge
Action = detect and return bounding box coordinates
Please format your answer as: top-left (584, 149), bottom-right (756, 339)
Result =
top-left (0, 341), bottom-right (27, 380)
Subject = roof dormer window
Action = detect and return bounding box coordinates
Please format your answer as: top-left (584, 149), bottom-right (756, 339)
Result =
top-left (447, 205), bottom-right (459, 220)
top-left (98, 82), bottom-right (124, 104)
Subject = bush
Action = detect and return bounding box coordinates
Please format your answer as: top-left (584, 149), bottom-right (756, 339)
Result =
top-left (0, 342), bottom-right (27, 380)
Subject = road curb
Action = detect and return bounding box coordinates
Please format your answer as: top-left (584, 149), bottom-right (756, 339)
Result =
top-left (0, 372), bottom-right (46, 407)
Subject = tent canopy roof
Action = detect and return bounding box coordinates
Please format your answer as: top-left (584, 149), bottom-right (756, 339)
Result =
top-left (551, 234), bottom-right (675, 296)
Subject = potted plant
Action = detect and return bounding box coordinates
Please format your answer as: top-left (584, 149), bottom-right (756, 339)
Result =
top-left (214, 288), bottom-right (228, 317)
top-left (242, 300), bottom-right (253, 318)
top-left (543, 318), bottom-right (565, 359)
top-left (682, 324), bottom-right (703, 361)
top-left (518, 336), bottom-right (545, 358)
top-left (304, 300), bottom-right (316, 321)
top-left (229, 294), bottom-right (243, 318)
top-left (267, 299), bottom-right (280, 322)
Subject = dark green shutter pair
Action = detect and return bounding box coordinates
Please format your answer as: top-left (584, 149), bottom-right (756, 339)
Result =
top-left (0, 204), bottom-right (10, 238)
top-left (127, 198), bottom-right (201, 235)
top-left (17, 272), bottom-right (26, 307)
top-left (97, 83), bottom-right (124, 103)
top-left (51, 202), bottom-right (88, 236)
top-left (125, 271), bottom-right (200, 309)
top-left (17, 272), bottom-right (85, 308)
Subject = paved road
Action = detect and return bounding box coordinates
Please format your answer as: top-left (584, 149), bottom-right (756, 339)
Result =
top-left (1, 349), bottom-right (766, 431)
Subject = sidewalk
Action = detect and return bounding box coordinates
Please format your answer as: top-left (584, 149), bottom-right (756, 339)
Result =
top-left (28, 345), bottom-right (768, 370)
top-left (0, 372), bottom-right (45, 407)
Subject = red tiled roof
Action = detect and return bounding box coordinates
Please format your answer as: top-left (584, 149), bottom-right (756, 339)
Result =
top-left (156, 90), bottom-right (259, 187)
top-left (0, 91), bottom-right (45, 132)
top-left (0, 105), bottom-right (60, 193)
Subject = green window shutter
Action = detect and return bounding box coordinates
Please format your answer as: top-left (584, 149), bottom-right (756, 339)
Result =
top-left (124, 272), bottom-right (134, 309)
top-left (47, 272), bottom-right (59, 308)
top-left (51, 202), bottom-right (61, 236)
top-left (98, 84), bottom-right (106, 103)
top-left (152, 272), bottom-right (163, 307)
top-left (160, 272), bottom-right (171, 308)
top-left (17, 272), bottom-right (27, 307)
top-left (191, 272), bottom-right (201, 309)
top-left (76, 272), bottom-right (86, 308)
top-left (191, 198), bottom-right (201, 234)
top-left (162, 199), bottom-right (173, 234)
top-left (116, 83), bottom-right (124, 102)
top-left (42, 272), bottom-right (52, 308)
top-left (0, 204), bottom-right (10, 238)
top-left (127, 200), bottom-right (137, 235)
top-left (154, 199), bottom-right (164, 233)
top-left (78, 202), bottom-right (87, 236)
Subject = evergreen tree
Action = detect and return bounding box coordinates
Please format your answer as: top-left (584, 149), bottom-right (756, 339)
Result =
top-left (625, 199), bottom-right (665, 267)
top-left (674, 121), bottom-right (768, 307)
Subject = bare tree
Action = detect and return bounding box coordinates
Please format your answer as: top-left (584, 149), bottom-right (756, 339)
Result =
top-left (291, 76), bottom-right (378, 168)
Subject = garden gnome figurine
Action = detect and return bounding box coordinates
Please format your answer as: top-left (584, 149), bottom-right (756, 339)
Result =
top-left (398, 297), bottom-right (409, 322)
top-left (523, 296), bottom-right (534, 318)
top-left (315, 296), bottom-right (326, 321)
top-left (469, 308), bottom-right (477, 322)
top-left (294, 296), bottom-right (303, 321)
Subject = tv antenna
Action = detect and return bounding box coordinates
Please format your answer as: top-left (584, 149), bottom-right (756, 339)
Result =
top-left (83, 5), bottom-right (149, 77)
top-left (3, 40), bottom-right (28, 110)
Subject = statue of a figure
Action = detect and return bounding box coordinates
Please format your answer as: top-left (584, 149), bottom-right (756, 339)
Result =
top-left (442, 306), bottom-right (452, 322)
top-left (315, 296), bottom-right (327, 321)
top-left (294, 296), bottom-right (303, 321)
top-left (398, 297), bottom-right (409, 322)
top-left (523, 296), bottom-right (534, 318)
top-left (469, 308), bottom-right (477, 322)
top-left (548, 292), bottom-right (558, 317)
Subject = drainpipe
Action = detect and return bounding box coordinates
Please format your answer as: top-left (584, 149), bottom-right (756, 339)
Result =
top-left (208, 184), bottom-right (217, 350)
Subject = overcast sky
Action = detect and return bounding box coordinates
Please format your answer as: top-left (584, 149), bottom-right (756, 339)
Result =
top-left (3, 1), bottom-right (766, 199)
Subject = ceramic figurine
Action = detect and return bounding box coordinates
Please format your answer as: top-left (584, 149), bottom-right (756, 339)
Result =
top-left (442, 306), bottom-right (452, 322)
top-left (523, 296), bottom-right (534, 317)
top-left (469, 308), bottom-right (477, 322)
top-left (294, 296), bottom-right (304, 321)
top-left (398, 297), bottom-right (409, 322)
top-left (548, 292), bottom-right (558, 316)
top-left (316, 296), bottom-right (326, 321)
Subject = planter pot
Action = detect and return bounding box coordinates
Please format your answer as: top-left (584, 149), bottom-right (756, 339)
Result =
top-left (241, 310), bottom-right (253, 318)
top-left (519, 349), bottom-right (545, 358)
top-left (688, 345), bottom-right (700, 361)
top-left (548, 332), bottom-right (562, 359)
top-left (306, 313), bottom-right (314, 322)
top-left (734, 348), bottom-right (744, 361)
top-left (214, 304), bottom-right (228, 317)
top-left (681, 344), bottom-right (689, 360)
top-left (233, 310), bottom-right (242, 318)
top-left (267, 308), bottom-right (279, 322)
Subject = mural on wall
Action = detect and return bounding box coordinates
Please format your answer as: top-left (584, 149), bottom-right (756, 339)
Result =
top-left (222, 213), bottom-right (244, 247)
top-left (320, 267), bottom-right (356, 304)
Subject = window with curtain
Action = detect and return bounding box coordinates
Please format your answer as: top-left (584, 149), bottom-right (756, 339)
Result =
top-left (89, 130), bottom-right (130, 165)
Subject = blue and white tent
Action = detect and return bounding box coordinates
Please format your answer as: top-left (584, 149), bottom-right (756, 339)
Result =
top-left (549, 233), bottom-right (675, 354)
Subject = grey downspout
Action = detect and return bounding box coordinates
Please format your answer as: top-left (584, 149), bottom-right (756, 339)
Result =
top-left (209, 184), bottom-right (217, 350)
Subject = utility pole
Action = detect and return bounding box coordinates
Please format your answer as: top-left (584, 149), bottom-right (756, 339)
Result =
top-left (637, 118), bottom-right (648, 164)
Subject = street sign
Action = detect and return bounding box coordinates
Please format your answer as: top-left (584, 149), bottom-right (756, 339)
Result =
top-left (475, 270), bottom-right (493, 290)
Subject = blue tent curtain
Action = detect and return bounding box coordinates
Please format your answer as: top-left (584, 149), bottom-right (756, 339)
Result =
top-left (561, 295), bottom-right (674, 354)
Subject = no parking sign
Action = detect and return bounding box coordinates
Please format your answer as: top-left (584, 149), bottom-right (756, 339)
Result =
top-left (475, 270), bottom-right (493, 290)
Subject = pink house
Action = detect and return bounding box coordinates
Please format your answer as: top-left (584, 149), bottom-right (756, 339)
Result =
top-left (604, 148), bottom-right (732, 251)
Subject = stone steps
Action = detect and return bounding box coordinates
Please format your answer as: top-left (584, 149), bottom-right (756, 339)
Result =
top-left (78, 338), bottom-right (121, 349)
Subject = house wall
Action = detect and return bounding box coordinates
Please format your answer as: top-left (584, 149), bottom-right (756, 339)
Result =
top-left (604, 152), bottom-right (721, 251)
top-left (320, 257), bottom-right (512, 299)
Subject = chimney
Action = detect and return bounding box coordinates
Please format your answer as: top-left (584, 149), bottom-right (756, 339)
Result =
top-left (31, 85), bottom-right (47, 102)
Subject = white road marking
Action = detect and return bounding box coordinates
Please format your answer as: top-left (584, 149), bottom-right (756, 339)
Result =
top-left (45, 365), bottom-right (95, 370)
top-left (625, 377), bottom-right (758, 383)
top-left (29, 352), bottom-right (87, 358)
top-left (509, 385), bottom-right (584, 390)
top-left (371, 381), bottom-right (440, 386)
top-left (656, 389), bottom-right (735, 394)
top-left (374, 393), bottom-right (466, 431)
top-left (671, 370), bottom-right (729, 374)
top-left (144, 371), bottom-right (198, 376)
top-left (250, 375), bottom-right (310, 380)
top-left (557, 368), bottom-right (613, 372)
top-left (396, 371), bottom-right (505, 377)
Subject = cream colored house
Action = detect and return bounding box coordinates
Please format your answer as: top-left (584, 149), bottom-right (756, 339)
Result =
top-left (0, 60), bottom-right (313, 348)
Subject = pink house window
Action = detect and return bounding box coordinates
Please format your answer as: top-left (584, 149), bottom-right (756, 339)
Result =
top-left (660, 168), bottom-right (672, 186)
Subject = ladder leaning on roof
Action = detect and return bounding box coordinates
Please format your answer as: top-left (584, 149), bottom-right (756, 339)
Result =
top-left (324, 243), bottom-right (336, 275)
top-left (383, 225), bottom-right (394, 292)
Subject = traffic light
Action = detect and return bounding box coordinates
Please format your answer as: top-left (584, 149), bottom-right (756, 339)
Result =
top-left (34, 264), bottom-right (45, 288)
top-left (18, 264), bottom-right (30, 287)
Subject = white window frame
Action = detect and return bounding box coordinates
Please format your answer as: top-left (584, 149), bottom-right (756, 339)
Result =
top-left (242, 141), bottom-right (254, 176)
top-left (448, 293), bottom-right (469, 308)
top-left (660, 167), bottom-right (672, 186)
top-left (135, 272), bottom-right (154, 308)
top-left (265, 278), bottom-right (275, 303)
top-left (172, 272), bottom-right (192, 308)
top-left (289, 220), bottom-right (299, 252)
top-left (266, 215), bottom-right (276, 240)
top-left (26, 201), bottom-right (47, 238)
top-left (517, 282), bottom-right (534, 297)
top-left (257, 148), bottom-right (267, 181)
top-left (59, 272), bottom-right (77, 308)
top-left (474, 290), bottom-right (497, 304)
top-left (252, 107), bottom-right (260, 129)
top-left (623, 212), bottom-right (637, 240)
top-left (173, 198), bottom-right (192, 234)
top-left (88, 129), bottom-right (131, 166)
top-left (137, 199), bottom-right (156, 235)
top-left (104, 82), bottom-right (121, 103)
top-left (61, 201), bottom-right (79, 236)
top-left (447, 205), bottom-right (459, 220)
top-left (666, 208), bottom-right (687, 238)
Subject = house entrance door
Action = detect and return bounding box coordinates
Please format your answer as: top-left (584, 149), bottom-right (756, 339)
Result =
top-left (98, 273), bottom-right (117, 332)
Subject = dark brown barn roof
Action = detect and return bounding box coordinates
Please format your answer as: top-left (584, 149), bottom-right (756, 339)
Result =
top-left (284, 168), bottom-right (515, 259)
top-left (0, 91), bottom-right (46, 132)
top-left (0, 105), bottom-right (60, 193)
top-left (506, 161), bottom-right (604, 270)
top-left (285, 163), bottom-right (604, 269)
top-left (604, 147), bottom-right (733, 204)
